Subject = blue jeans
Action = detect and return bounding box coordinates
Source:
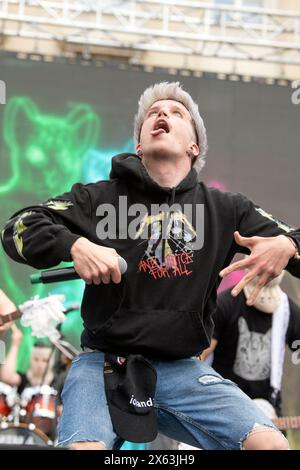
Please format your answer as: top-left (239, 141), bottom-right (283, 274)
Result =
top-left (57, 351), bottom-right (281, 450)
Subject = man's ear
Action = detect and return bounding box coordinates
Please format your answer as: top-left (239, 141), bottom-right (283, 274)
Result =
top-left (190, 142), bottom-right (199, 157)
top-left (136, 144), bottom-right (143, 156)
top-left (187, 142), bottom-right (199, 164)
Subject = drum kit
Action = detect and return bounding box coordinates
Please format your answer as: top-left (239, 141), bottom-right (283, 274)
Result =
top-left (0, 293), bottom-right (79, 447)
top-left (0, 381), bottom-right (57, 446)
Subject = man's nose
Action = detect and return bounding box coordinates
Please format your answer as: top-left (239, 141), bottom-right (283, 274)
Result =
top-left (158, 108), bottom-right (169, 117)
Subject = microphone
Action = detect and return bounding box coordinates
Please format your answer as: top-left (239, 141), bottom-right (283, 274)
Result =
top-left (30, 256), bottom-right (127, 284)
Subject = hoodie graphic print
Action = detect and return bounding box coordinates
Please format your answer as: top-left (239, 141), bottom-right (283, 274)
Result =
top-left (137, 210), bottom-right (196, 279)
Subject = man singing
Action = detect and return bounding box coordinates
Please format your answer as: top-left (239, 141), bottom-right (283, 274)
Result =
top-left (2, 82), bottom-right (300, 450)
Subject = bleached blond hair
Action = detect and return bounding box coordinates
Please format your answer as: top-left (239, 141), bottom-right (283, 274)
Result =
top-left (133, 81), bottom-right (208, 173)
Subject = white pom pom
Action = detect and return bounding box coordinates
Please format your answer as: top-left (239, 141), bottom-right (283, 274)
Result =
top-left (19, 294), bottom-right (66, 340)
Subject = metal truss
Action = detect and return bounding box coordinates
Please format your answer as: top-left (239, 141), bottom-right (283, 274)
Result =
top-left (0, 0), bottom-right (300, 66)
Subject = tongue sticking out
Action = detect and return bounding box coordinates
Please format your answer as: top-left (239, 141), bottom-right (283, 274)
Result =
top-left (150, 128), bottom-right (167, 136)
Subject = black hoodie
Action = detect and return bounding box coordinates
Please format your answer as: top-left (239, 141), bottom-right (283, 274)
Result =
top-left (2, 154), bottom-right (300, 359)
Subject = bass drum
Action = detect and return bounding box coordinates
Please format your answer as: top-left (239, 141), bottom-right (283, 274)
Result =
top-left (20, 385), bottom-right (58, 438)
top-left (0, 423), bottom-right (50, 446)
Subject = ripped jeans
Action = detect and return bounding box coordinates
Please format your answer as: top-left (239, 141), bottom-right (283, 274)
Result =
top-left (57, 352), bottom-right (281, 450)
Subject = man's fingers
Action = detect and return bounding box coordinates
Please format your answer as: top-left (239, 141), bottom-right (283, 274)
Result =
top-left (91, 276), bottom-right (101, 285)
top-left (220, 256), bottom-right (253, 278)
top-left (219, 232), bottom-right (257, 278)
top-left (81, 261), bottom-right (121, 285)
top-left (219, 262), bottom-right (240, 278)
top-left (245, 274), bottom-right (270, 305)
top-left (100, 265), bottom-right (112, 285)
top-left (96, 257), bottom-right (121, 284)
top-left (110, 260), bottom-right (122, 284)
top-left (234, 231), bottom-right (255, 247)
top-left (230, 269), bottom-right (259, 298)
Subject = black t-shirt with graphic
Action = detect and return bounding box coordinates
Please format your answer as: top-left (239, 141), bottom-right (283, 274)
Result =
top-left (212, 288), bottom-right (300, 411)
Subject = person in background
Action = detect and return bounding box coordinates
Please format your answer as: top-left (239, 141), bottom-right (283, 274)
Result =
top-left (1, 327), bottom-right (55, 394)
top-left (201, 271), bottom-right (300, 417)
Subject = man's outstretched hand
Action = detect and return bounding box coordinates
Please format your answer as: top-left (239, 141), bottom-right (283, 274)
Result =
top-left (70, 237), bottom-right (122, 285)
top-left (219, 231), bottom-right (297, 305)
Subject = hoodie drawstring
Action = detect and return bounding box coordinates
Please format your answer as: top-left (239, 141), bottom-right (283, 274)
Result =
top-left (161, 187), bottom-right (177, 265)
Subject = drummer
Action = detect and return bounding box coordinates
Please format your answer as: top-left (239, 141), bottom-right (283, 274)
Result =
top-left (1, 327), bottom-right (55, 394)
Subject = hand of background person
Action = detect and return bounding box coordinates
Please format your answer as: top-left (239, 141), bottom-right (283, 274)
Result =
top-left (0, 289), bottom-right (17, 333)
